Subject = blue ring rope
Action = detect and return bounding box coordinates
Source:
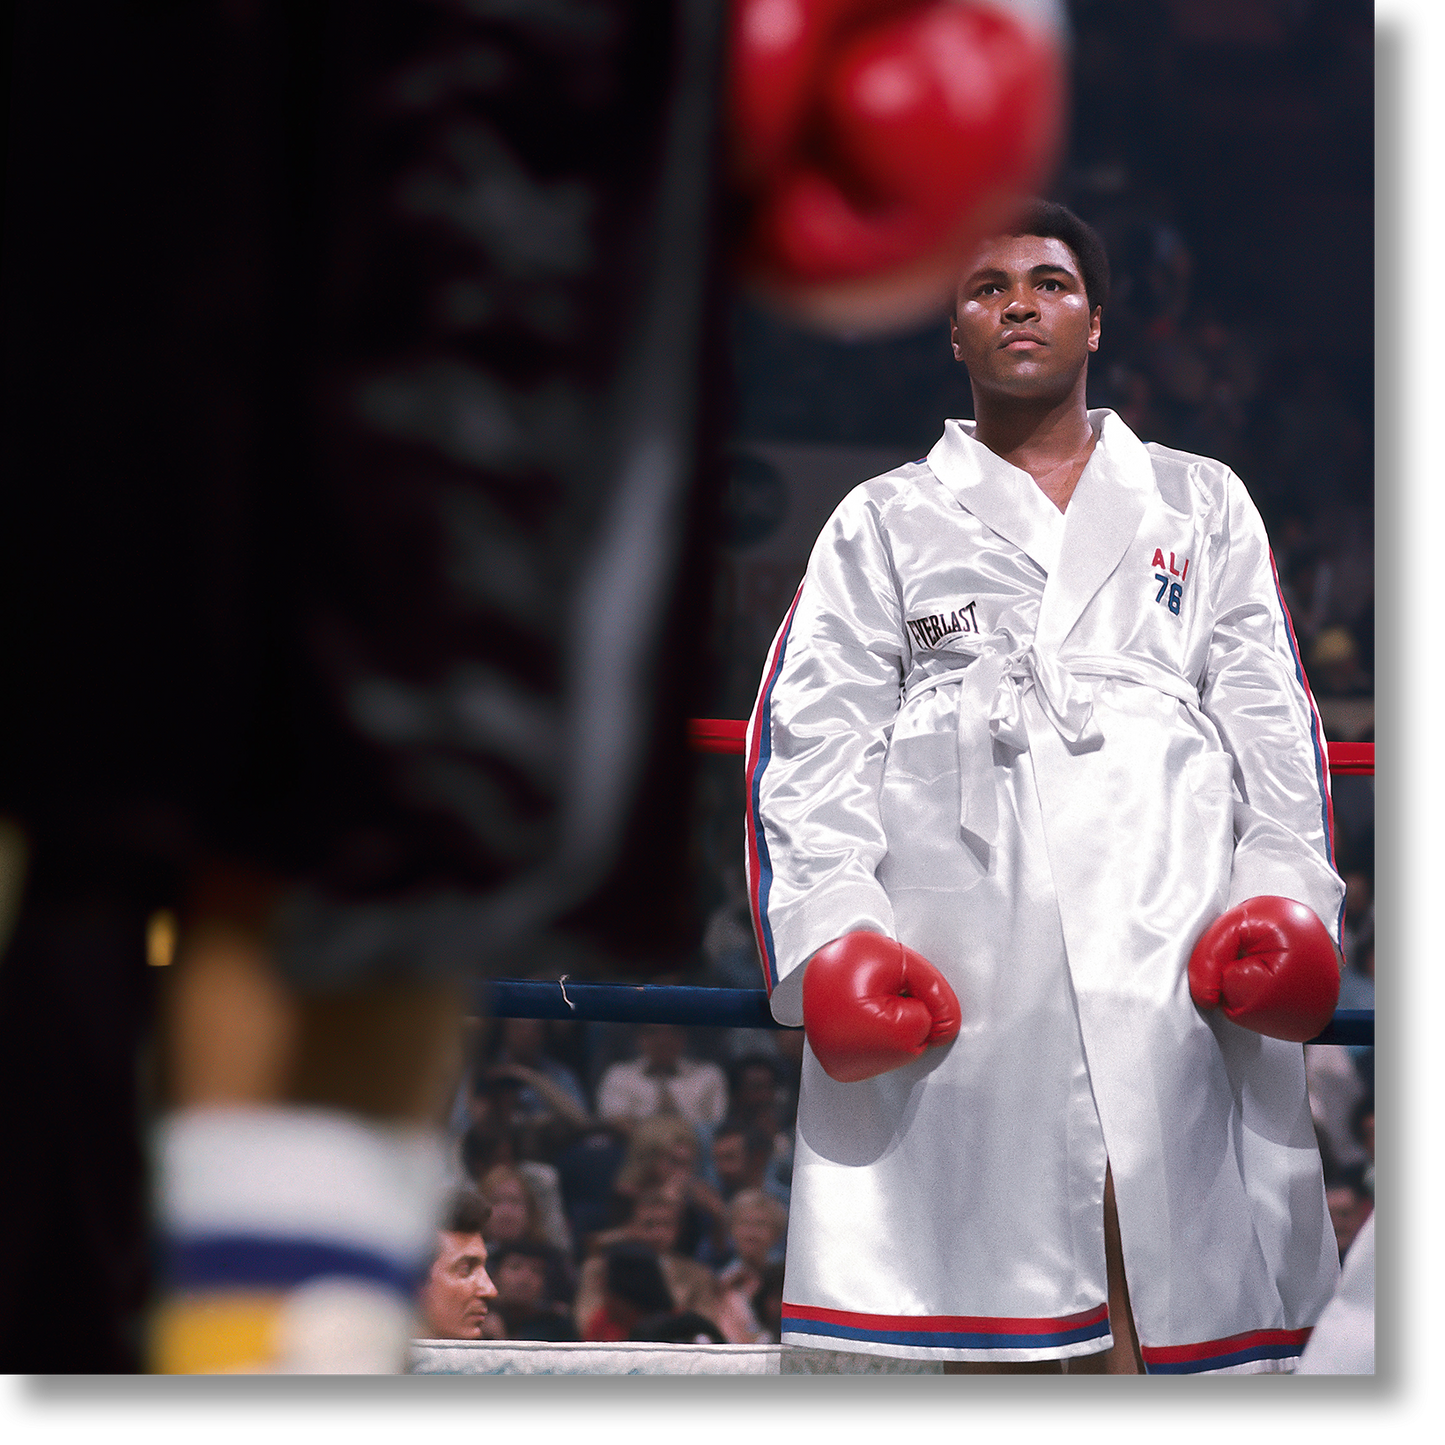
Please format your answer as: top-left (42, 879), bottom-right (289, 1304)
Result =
top-left (479, 980), bottom-right (1372, 1046)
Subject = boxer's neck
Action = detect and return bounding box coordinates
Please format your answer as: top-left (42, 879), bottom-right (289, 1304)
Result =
top-left (971, 374), bottom-right (1095, 513)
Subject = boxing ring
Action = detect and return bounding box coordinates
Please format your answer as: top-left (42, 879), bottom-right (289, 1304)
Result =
top-left (424, 726), bottom-right (1374, 1375)
top-left (409, 1339), bottom-right (946, 1375)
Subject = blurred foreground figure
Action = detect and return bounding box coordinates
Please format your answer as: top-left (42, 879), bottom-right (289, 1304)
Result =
top-left (0, 0), bottom-right (1064, 1371)
top-left (729, 0), bottom-right (1067, 333)
top-left (2, 0), bottom-right (727, 1373)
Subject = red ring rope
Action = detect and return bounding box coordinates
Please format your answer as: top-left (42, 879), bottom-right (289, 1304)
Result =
top-left (688, 719), bottom-right (1374, 776)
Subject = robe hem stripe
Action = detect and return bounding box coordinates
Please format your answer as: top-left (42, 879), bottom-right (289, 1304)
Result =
top-left (781, 1301), bottom-right (1110, 1350)
top-left (1140, 1325), bottom-right (1313, 1374)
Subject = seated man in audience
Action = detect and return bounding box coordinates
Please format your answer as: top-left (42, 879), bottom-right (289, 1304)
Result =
top-left (723, 1189), bottom-right (788, 1273)
top-left (712, 1187), bottom-right (789, 1339)
top-left (725, 1052), bottom-right (798, 1195)
top-left (703, 1203), bottom-right (787, 1342)
top-left (1324, 1169), bottom-right (1373, 1265)
top-left (727, 1052), bottom-right (797, 1141)
top-left (711, 1120), bottom-right (789, 1209)
top-left (416, 1190), bottom-right (498, 1341)
top-left (482, 1017), bottom-right (593, 1157)
top-left (578, 1241), bottom-right (677, 1342)
top-left (697, 1122), bottom-right (788, 1266)
top-left (596, 1023), bottom-right (727, 1132)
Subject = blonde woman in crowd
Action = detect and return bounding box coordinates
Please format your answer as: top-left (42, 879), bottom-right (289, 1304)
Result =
top-left (477, 1163), bottom-right (576, 1308)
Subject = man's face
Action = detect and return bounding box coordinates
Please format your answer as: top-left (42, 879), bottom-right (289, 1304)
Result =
top-left (418, 1231), bottom-right (498, 1340)
top-left (950, 233), bottom-right (1101, 402)
top-left (639, 1023), bottom-right (685, 1071)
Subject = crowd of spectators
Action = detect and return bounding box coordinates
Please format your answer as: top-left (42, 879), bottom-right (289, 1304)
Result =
top-left (426, 1012), bottom-right (799, 1345)
top-left (428, 980), bottom-right (1374, 1348)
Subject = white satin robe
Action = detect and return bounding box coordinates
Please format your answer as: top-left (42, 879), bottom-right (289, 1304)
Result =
top-left (744, 410), bottom-right (1344, 1372)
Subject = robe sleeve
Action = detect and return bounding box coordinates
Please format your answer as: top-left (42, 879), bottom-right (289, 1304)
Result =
top-left (744, 488), bottom-right (907, 1026)
top-left (1199, 472), bottom-right (1346, 947)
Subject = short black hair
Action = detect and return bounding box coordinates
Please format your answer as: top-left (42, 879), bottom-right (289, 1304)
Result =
top-left (1006, 200), bottom-right (1111, 311)
top-left (605, 1241), bottom-right (675, 1315)
top-left (441, 1187), bottom-right (491, 1237)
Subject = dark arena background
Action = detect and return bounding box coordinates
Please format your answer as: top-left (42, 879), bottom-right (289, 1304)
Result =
top-left (0, 1), bottom-right (1374, 1375)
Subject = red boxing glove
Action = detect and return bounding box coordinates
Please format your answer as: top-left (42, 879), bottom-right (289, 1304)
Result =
top-left (729, 0), bottom-right (1066, 333)
top-left (1188, 897), bottom-right (1341, 1043)
top-left (802, 930), bottom-right (961, 1082)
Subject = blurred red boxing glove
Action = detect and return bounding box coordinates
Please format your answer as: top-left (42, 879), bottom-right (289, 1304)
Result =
top-left (729, 0), bottom-right (1067, 332)
top-left (1188, 896), bottom-right (1341, 1043)
top-left (803, 930), bottom-right (961, 1082)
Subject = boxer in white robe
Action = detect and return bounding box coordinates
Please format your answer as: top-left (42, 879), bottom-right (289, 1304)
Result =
top-left (744, 207), bottom-right (1344, 1374)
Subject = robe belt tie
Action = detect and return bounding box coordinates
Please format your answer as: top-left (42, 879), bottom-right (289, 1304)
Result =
top-left (902, 645), bottom-right (1201, 851)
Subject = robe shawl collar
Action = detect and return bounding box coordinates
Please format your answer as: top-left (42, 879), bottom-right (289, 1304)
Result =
top-left (925, 409), bottom-right (1155, 652)
top-left (926, 418), bottom-right (1061, 575)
